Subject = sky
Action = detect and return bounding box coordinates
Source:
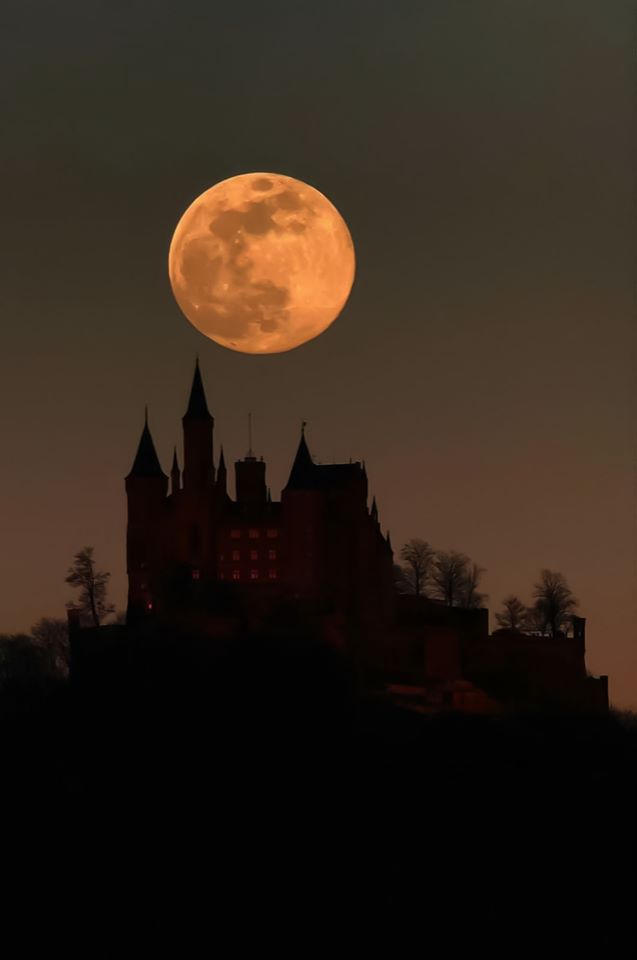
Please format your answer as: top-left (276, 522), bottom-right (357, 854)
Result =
top-left (0, 1), bottom-right (634, 707)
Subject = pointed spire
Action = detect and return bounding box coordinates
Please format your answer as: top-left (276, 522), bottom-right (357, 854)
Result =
top-left (217, 444), bottom-right (227, 492)
top-left (170, 445), bottom-right (180, 494)
top-left (126, 412), bottom-right (167, 479)
top-left (183, 358), bottom-right (213, 421)
top-left (285, 423), bottom-right (315, 489)
top-left (371, 496), bottom-right (378, 522)
top-left (386, 530), bottom-right (393, 551)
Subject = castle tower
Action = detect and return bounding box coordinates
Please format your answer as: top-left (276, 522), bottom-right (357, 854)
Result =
top-left (182, 359), bottom-right (214, 493)
top-left (235, 454), bottom-right (267, 507)
top-left (125, 410), bottom-right (168, 620)
top-left (281, 426), bottom-right (329, 602)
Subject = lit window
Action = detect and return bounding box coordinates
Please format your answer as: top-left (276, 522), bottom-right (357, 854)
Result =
top-left (147, 601), bottom-right (153, 611)
top-left (232, 569), bottom-right (240, 580)
top-left (266, 529), bottom-right (278, 539)
top-left (268, 549), bottom-right (276, 561)
top-left (250, 569), bottom-right (259, 580)
top-left (250, 550), bottom-right (258, 561)
top-left (249, 529), bottom-right (259, 539)
top-left (232, 550), bottom-right (240, 561)
top-left (231, 529), bottom-right (241, 539)
top-left (268, 569), bottom-right (277, 580)
top-left (192, 569), bottom-right (200, 580)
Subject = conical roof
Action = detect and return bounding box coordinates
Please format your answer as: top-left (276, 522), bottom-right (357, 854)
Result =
top-left (285, 426), bottom-right (315, 489)
top-left (126, 414), bottom-right (167, 479)
top-left (183, 358), bottom-right (213, 421)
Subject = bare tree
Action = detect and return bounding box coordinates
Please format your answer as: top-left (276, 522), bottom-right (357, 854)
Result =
top-left (399, 539), bottom-right (435, 597)
top-left (427, 551), bottom-right (487, 608)
top-left (459, 561), bottom-right (487, 609)
top-left (65, 547), bottom-right (115, 627)
top-left (393, 564), bottom-right (409, 593)
top-left (523, 605), bottom-right (547, 636)
top-left (430, 551), bottom-right (468, 606)
top-left (529, 569), bottom-right (578, 638)
top-left (495, 595), bottom-right (527, 631)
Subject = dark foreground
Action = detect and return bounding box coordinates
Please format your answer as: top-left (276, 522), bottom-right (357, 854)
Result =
top-left (2, 634), bottom-right (635, 953)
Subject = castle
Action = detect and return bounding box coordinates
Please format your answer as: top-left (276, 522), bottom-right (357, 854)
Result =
top-left (125, 360), bottom-right (395, 648)
top-left (112, 359), bottom-right (608, 712)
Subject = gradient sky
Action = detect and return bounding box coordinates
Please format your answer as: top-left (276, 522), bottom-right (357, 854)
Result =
top-left (1, 2), bottom-right (634, 707)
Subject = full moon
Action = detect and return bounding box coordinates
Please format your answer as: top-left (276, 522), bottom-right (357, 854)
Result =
top-left (168, 173), bottom-right (356, 354)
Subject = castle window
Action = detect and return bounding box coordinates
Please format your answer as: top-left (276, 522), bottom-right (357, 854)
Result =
top-left (266, 529), bottom-right (278, 539)
top-left (147, 601), bottom-right (153, 611)
top-left (250, 550), bottom-right (258, 561)
top-left (268, 569), bottom-right (277, 580)
top-left (250, 569), bottom-right (259, 580)
top-left (268, 549), bottom-right (276, 561)
top-left (232, 550), bottom-right (240, 561)
top-left (192, 569), bottom-right (200, 581)
top-left (231, 529), bottom-right (241, 539)
top-left (232, 569), bottom-right (240, 580)
top-left (248, 528), bottom-right (259, 539)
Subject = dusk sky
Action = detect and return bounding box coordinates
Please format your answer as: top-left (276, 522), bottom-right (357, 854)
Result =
top-left (1, 2), bottom-right (634, 706)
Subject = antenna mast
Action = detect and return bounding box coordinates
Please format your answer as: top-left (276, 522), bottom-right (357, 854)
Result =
top-left (248, 412), bottom-right (254, 458)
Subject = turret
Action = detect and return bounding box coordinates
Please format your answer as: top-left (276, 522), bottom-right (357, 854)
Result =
top-left (182, 359), bottom-right (214, 493)
top-left (125, 410), bottom-right (168, 621)
top-left (234, 412), bottom-right (267, 506)
top-left (284, 423), bottom-right (314, 490)
top-left (125, 409), bottom-right (168, 500)
top-left (235, 454), bottom-right (267, 507)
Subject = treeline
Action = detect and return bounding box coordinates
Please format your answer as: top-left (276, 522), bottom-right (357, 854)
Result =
top-left (395, 539), bottom-right (486, 608)
top-left (495, 570), bottom-right (578, 638)
top-left (396, 538), bottom-right (580, 638)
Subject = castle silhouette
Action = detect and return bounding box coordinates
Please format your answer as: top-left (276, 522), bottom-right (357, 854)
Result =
top-left (125, 360), bottom-right (395, 645)
top-left (111, 360), bottom-right (609, 712)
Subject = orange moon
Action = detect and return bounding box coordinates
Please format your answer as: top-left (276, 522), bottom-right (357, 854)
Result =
top-left (168, 173), bottom-right (355, 354)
